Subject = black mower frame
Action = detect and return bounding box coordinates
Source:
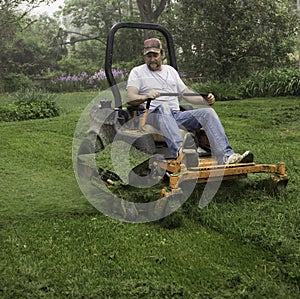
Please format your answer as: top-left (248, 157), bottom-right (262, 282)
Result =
top-left (105, 22), bottom-right (178, 108)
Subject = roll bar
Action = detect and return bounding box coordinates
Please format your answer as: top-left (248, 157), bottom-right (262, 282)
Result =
top-left (105, 22), bottom-right (178, 108)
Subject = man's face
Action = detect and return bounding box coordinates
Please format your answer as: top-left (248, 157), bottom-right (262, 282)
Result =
top-left (145, 51), bottom-right (163, 71)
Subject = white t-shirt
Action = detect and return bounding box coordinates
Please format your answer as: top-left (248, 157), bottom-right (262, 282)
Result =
top-left (127, 64), bottom-right (187, 111)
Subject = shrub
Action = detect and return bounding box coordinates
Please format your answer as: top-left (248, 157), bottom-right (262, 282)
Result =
top-left (2, 73), bottom-right (33, 92)
top-left (0, 105), bottom-right (17, 122)
top-left (48, 68), bottom-right (128, 92)
top-left (0, 88), bottom-right (60, 122)
top-left (240, 67), bottom-right (300, 98)
top-left (189, 81), bottom-right (242, 101)
top-left (0, 80), bottom-right (5, 93)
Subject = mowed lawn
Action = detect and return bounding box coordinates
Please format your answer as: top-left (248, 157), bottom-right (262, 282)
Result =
top-left (0, 92), bottom-right (299, 298)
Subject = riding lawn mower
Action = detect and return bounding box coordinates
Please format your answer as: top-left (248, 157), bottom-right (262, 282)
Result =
top-left (74, 22), bottom-right (288, 223)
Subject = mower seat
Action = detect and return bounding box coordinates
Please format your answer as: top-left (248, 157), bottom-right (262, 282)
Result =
top-left (126, 104), bottom-right (205, 149)
top-left (141, 124), bottom-right (187, 142)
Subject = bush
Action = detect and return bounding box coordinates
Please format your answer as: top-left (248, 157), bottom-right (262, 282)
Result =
top-left (0, 88), bottom-right (60, 122)
top-left (240, 67), bottom-right (300, 98)
top-left (48, 68), bottom-right (128, 93)
top-left (187, 67), bottom-right (300, 100)
top-left (2, 73), bottom-right (33, 92)
top-left (0, 80), bottom-right (5, 93)
top-left (189, 81), bottom-right (242, 101)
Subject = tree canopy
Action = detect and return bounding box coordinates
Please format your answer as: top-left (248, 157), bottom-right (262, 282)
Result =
top-left (162, 0), bottom-right (298, 79)
top-left (0, 0), bottom-right (298, 92)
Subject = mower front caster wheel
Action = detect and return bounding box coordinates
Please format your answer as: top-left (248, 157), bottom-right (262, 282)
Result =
top-left (267, 175), bottom-right (288, 195)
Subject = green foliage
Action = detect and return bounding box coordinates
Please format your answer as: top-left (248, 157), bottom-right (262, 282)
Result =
top-left (187, 67), bottom-right (300, 100)
top-left (11, 16), bottom-right (65, 76)
top-left (162, 0), bottom-right (298, 80)
top-left (0, 88), bottom-right (60, 121)
top-left (56, 40), bottom-right (102, 75)
top-left (62, 0), bottom-right (142, 67)
top-left (46, 68), bottom-right (127, 93)
top-left (2, 73), bottom-right (34, 92)
top-left (240, 67), bottom-right (300, 98)
top-left (189, 81), bottom-right (243, 101)
top-left (1, 0), bottom-right (299, 89)
top-left (0, 2), bottom-right (63, 84)
top-left (0, 2), bottom-right (21, 80)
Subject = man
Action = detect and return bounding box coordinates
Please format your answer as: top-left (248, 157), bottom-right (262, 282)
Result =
top-left (126, 38), bottom-right (253, 165)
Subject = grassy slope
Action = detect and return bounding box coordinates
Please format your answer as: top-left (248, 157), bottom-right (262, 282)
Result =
top-left (0, 93), bottom-right (299, 298)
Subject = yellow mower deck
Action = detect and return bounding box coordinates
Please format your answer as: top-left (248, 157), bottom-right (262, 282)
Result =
top-left (118, 125), bottom-right (289, 196)
top-left (157, 155), bottom-right (288, 195)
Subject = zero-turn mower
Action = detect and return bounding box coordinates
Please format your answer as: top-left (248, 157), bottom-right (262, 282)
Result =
top-left (75, 22), bottom-right (288, 222)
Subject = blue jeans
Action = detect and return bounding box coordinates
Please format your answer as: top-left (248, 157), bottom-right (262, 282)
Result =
top-left (146, 104), bottom-right (234, 164)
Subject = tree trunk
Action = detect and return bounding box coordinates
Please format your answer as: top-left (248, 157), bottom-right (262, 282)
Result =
top-left (136, 0), bottom-right (168, 22)
top-left (136, 0), bottom-right (168, 39)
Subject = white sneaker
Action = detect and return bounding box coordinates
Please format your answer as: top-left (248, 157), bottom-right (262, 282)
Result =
top-left (225, 151), bottom-right (254, 165)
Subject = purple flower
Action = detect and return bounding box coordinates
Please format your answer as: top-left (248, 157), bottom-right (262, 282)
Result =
top-left (88, 77), bottom-right (95, 85)
top-left (54, 68), bottom-right (127, 91)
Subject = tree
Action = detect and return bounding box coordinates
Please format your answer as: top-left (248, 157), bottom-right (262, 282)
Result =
top-left (163, 0), bottom-right (298, 80)
top-left (136, 0), bottom-right (168, 23)
top-left (12, 16), bottom-right (66, 75)
top-left (60, 0), bottom-right (144, 69)
top-left (2, 0), bottom-right (298, 89)
top-left (59, 0), bottom-right (172, 70)
top-left (0, 0), bottom-right (56, 84)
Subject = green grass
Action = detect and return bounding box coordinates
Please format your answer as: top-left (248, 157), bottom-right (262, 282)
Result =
top-left (0, 93), bottom-right (299, 298)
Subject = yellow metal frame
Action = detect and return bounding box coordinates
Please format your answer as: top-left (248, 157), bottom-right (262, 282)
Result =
top-left (157, 156), bottom-right (288, 191)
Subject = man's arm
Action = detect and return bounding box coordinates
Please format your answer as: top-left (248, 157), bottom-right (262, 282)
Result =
top-left (126, 86), bottom-right (160, 106)
top-left (181, 88), bottom-right (215, 106)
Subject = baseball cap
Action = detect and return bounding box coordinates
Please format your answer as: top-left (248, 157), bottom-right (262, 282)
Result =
top-left (143, 38), bottom-right (163, 55)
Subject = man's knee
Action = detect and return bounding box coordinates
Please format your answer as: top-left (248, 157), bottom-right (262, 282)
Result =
top-left (156, 103), bottom-right (172, 115)
top-left (194, 107), bottom-right (218, 120)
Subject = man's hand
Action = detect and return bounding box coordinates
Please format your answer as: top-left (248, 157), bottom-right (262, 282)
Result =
top-left (206, 93), bottom-right (215, 105)
top-left (181, 88), bottom-right (216, 106)
top-left (126, 86), bottom-right (160, 106)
